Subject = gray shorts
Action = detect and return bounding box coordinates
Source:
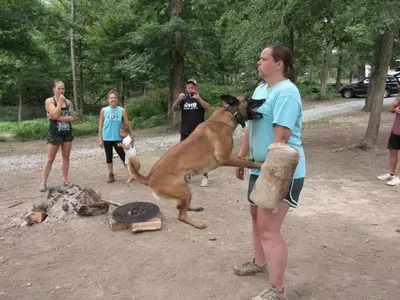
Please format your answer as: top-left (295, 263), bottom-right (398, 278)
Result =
top-left (247, 174), bottom-right (304, 208)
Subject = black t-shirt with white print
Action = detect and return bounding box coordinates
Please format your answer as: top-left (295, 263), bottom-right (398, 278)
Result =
top-left (180, 96), bottom-right (205, 135)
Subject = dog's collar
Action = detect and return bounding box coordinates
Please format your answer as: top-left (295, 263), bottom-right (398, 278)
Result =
top-left (225, 104), bottom-right (246, 128)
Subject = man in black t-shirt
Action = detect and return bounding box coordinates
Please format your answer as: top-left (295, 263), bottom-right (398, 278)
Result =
top-left (172, 78), bottom-right (211, 187)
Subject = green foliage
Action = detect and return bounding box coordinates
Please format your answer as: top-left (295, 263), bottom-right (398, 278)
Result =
top-left (126, 89), bottom-right (168, 119)
top-left (0, 121), bottom-right (15, 132)
top-left (1, 117), bottom-right (99, 141)
top-left (12, 119), bottom-right (48, 141)
top-left (125, 88), bottom-right (168, 129)
top-left (2, 0), bottom-right (400, 129)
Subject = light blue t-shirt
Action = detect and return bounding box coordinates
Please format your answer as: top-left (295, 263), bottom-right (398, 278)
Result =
top-left (249, 79), bottom-right (306, 179)
top-left (102, 106), bottom-right (124, 141)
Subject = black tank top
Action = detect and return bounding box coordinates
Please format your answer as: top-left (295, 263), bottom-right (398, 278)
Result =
top-left (49, 97), bottom-right (72, 135)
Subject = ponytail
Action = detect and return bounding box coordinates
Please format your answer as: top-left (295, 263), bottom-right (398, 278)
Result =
top-left (286, 64), bottom-right (297, 83)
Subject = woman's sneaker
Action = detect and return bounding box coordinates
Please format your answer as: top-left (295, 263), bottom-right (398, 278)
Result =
top-left (39, 184), bottom-right (47, 192)
top-left (387, 176), bottom-right (400, 186)
top-left (377, 173), bottom-right (395, 181)
top-left (107, 172), bottom-right (115, 183)
top-left (251, 284), bottom-right (288, 300)
top-left (233, 259), bottom-right (267, 276)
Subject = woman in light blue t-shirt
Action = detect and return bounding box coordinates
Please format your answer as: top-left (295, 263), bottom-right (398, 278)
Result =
top-left (98, 89), bottom-right (129, 183)
top-left (233, 44), bottom-right (306, 300)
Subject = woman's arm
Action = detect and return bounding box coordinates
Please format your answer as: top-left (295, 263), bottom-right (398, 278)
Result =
top-left (273, 125), bottom-right (291, 143)
top-left (45, 97), bottom-right (63, 118)
top-left (98, 108), bottom-right (104, 147)
top-left (390, 97), bottom-right (400, 113)
top-left (237, 128), bottom-right (249, 157)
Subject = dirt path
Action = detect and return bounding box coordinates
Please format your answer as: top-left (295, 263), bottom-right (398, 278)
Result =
top-left (0, 104), bottom-right (400, 300)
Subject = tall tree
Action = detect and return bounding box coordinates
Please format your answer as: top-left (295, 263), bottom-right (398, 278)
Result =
top-left (70, 0), bottom-right (79, 112)
top-left (358, 21), bottom-right (397, 149)
top-left (168, 0), bottom-right (184, 128)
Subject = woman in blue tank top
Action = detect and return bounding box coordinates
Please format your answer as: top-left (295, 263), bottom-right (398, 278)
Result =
top-left (98, 89), bottom-right (129, 183)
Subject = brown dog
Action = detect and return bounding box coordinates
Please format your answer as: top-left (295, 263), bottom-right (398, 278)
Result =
top-left (128, 95), bottom-right (265, 229)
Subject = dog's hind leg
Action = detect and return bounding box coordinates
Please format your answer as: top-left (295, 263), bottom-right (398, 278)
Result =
top-left (175, 184), bottom-right (204, 212)
top-left (154, 181), bottom-right (206, 229)
top-left (176, 195), bottom-right (207, 229)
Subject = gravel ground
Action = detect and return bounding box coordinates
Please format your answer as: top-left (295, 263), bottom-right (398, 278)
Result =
top-left (0, 97), bottom-right (394, 173)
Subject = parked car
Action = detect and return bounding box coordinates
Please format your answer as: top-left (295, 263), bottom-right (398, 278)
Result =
top-left (340, 75), bottom-right (400, 98)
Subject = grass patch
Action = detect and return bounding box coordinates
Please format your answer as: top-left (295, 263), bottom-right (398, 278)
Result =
top-left (1, 116), bottom-right (100, 141)
top-left (0, 121), bottom-right (16, 132)
top-left (303, 118), bottom-right (331, 127)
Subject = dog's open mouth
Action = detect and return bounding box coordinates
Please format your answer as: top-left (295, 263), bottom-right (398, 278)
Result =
top-left (247, 99), bottom-right (266, 120)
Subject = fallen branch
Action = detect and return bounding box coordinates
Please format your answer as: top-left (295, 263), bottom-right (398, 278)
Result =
top-left (8, 202), bottom-right (24, 208)
top-left (102, 199), bottom-right (123, 207)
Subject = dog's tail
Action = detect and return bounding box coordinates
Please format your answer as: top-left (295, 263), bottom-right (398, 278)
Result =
top-left (127, 155), bottom-right (150, 186)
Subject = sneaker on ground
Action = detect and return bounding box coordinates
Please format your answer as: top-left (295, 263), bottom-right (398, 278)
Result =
top-left (387, 176), bottom-right (400, 186)
top-left (377, 173), bottom-right (395, 181)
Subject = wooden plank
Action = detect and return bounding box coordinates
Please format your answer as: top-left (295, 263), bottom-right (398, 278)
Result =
top-left (108, 213), bottom-right (129, 231)
top-left (130, 217), bottom-right (162, 233)
top-left (30, 211), bottom-right (47, 224)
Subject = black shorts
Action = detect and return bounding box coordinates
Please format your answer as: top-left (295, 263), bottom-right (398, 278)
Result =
top-left (388, 132), bottom-right (400, 150)
top-left (180, 133), bottom-right (190, 142)
top-left (47, 133), bottom-right (74, 145)
top-left (247, 174), bottom-right (304, 208)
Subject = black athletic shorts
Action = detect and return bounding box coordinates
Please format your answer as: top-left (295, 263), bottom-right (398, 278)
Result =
top-left (247, 174), bottom-right (304, 208)
top-left (388, 132), bottom-right (400, 150)
top-left (47, 133), bottom-right (74, 145)
top-left (180, 133), bottom-right (190, 142)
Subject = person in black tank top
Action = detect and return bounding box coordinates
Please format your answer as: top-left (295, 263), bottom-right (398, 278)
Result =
top-left (171, 79), bottom-right (211, 187)
top-left (39, 80), bottom-right (77, 192)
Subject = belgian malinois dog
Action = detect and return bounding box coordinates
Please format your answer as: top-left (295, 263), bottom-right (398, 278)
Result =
top-left (128, 95), bottom-right (265, 229)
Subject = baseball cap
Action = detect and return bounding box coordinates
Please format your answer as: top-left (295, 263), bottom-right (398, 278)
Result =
top-left (186, 78), bottom-right (197, 85)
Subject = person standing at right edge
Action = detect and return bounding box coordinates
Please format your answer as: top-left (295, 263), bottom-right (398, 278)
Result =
top-left (172, 78), bottom-right (211, 187)
top-left (98, 89), bottom-right (129, 183)
top-left (233, 45), bottom-right (306, 300)
top-left (377, 96), bottom-right (400, 186)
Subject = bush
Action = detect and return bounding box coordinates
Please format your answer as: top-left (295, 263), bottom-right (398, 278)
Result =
top-left (10, 116), bottom-right (99, 141)
top-left (125, 88), bottom-right (168, 129)
top-left (0, 121), bottom-right (16, 132)
top-left (297, 81), bottom-right (319, 97)
top-left (198, 83), bottom-right (253, 107)
top-left (131, 115), bottom-right (166, 129)
top-left (13, 119), bottom-right (49, 141)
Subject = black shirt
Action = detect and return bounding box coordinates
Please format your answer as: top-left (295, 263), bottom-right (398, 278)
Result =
top-left (49, 97), bottom-right (73, 136)
top-left (179, 96), bottom-right (205, 135)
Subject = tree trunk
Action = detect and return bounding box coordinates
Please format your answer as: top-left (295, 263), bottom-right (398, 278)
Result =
top-left (168, 0), bottom-right (184, 130)
top-left (335, 48), bottom-right (343, 91)
top-left (70, 0), bottom-right (79, 112)
top-left (319, 45), bottom-right (332, 100)
top-left (120, 78), bottom-right (125, 107)
top-left (363, 57), bottom-right (378, 112)
top-left (358, 22), bottom-right (396, 150)
top-left (349, 70), bottom-right (353, 83)
top-left (18, 85), bottom-right (22, 123)
top-left (78, 38), bottom-right (84, 113)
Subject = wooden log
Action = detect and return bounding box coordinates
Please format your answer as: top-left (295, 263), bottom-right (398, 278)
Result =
top-left (130, 217), bottom-right (162, 233)
top-left (108, 213), bottom-right (129, 231)
top-left (31, 211), bottom-right (47, 224)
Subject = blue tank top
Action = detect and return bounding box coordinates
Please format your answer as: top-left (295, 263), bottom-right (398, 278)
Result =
top-left (102, 106), bottom-right (123, 141)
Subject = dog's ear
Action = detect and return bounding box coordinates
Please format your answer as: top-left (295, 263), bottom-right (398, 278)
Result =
top-left (220, 94), bottom-right (239, 106)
